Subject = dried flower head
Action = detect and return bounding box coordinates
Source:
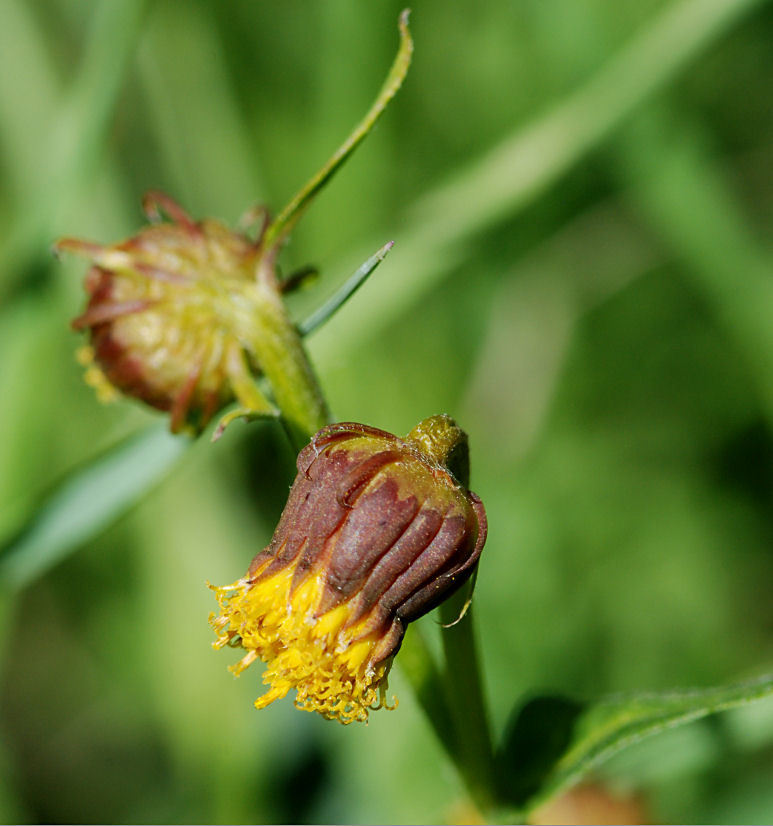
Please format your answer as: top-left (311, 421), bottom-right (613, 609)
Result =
top-left (210, 414), bottom-right (487, 723)
top-left (57, 193), bottom-right (278, 433)
top-left (55, 11), bottom-right (413, 439)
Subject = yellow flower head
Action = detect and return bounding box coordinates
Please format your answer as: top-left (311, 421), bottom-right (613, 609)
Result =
top-left (210, 416), bottom-right (488, 724)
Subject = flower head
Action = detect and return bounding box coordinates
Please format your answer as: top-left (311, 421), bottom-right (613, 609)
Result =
top-left (55, 11), bottom-right (413, 438)
top-left (56, 193), bottom-right (277, 434)
top-left (210, 415), bottom-right (487, 723)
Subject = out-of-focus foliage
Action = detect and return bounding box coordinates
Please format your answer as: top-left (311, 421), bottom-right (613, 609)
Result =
top-left (1, 0), bottom-right (773, 822)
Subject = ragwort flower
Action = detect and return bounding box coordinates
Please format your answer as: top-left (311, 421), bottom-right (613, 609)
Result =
top-left (210, 414), bottom-right (487, 724)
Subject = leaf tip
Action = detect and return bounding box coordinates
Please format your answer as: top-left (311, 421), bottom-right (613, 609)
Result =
top-left (379, 240), bottom-right (395, 258)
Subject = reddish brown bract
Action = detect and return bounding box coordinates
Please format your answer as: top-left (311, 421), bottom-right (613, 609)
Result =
top-left (57, 192), bottom-right (269, 433)
top-left (249, 420), bottom-right (487, 664)
top-left (211, 415), bottom-right (486, 722)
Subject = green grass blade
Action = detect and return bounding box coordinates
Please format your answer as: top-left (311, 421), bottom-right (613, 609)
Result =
top-left (0, 0), bottom-right (60, 200)
top-left (136, 1), bottom-right (267, 215)
top-left (411, 0), bottom-right (764, 243)
top-left (0, 424), bottom-right (189, 591)
top-left (616, 107), bottom-right (773, 417)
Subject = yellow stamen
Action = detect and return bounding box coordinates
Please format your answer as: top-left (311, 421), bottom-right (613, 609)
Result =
top-left (77, 345), bottom-right (119, 403)
top-left (209, 559), bottom-right (397, 724)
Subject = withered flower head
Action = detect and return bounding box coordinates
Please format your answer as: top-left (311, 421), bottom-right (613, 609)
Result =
top-left (56, 193), bottom-right (276, 433)
top-left (55, 11), bottom-right (413, 437)
top-left (210, 414), bottom-right (487, 724)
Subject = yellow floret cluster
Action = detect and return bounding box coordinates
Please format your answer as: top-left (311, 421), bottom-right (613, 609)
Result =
top-left (209, 558), bottom-right (396, 724)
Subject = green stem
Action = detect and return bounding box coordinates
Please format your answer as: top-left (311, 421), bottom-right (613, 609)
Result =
top-left (247, 278), bottom-right (330, 450)
top-left (439, 590), bottom-right (498, 813)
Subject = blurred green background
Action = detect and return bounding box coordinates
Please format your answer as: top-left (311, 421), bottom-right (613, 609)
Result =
top-left (2, 0), bottom-right (773, 822)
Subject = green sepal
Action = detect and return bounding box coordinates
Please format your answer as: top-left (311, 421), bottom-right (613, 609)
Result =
top-left (211, 402), bottom-right (279, 443)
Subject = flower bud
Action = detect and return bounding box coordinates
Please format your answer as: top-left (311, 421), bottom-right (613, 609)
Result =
top-left (210, 414), bottom-right (487, 724)
top-left (56, 192), bottom-right (277, 433)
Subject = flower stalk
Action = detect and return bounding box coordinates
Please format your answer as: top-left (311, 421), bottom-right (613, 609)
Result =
top-left (439, 590), bottom-right (498, 812)
top-left (243, 268), bottom-right (329, 449)
top-left (437, 438), bottom-right (498, 810)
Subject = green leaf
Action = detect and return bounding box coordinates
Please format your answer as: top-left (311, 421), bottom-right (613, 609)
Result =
top-left (298, 241), bottom-right (394, 338)
top-left (498, 676), bottom-right (773, 815)
top-left (0, 424), bottom-right (189, 591)
top-left (263, 10), bottom-right (413, 249)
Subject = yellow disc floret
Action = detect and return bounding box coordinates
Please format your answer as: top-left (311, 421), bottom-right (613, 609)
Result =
top-left (209, 557), bottom-right (397, 725)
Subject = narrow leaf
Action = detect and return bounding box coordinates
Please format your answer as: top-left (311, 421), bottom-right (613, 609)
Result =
top-left (298, 241), bottom-right (393, 338)
top-left (0, 424), bottom-right (189, 591)
top-left (498, 675), bottom-right (773, 814)
top-left (263, 10), bottom-right (413, 249)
